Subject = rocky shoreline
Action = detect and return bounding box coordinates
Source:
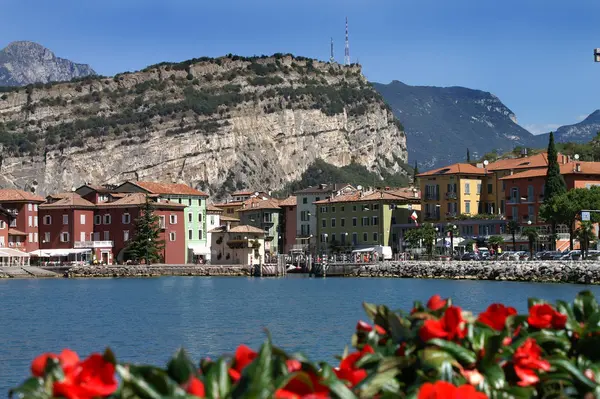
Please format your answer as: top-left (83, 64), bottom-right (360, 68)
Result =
top-left (64, 265), bottom-right (252, 278)
top-left (351, 261), bottom-right (600, 284)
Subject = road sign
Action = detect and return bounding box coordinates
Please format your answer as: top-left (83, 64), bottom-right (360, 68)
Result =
top-left (582, 211), bottom-right (591, 221)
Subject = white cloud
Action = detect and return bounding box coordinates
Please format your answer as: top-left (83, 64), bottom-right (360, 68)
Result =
top-left (522, 123), bottom-right (561, 135)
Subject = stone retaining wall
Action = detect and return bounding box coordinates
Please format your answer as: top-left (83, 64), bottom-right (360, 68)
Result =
top-left (351, 261), bottom-right (600, 284)
top-left (65, 265), bottom-right (252, 278)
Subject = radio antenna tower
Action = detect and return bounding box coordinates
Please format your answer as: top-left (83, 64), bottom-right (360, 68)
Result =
top-left (344, 17), bottom-right (350, 65)
top-left (330, 38), bottom-right (335, 63)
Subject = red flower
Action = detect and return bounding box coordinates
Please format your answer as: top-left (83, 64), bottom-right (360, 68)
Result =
top-left (427, 295), bottom-right (447, 311)
top-left (419, 306), bottom-right (467, 342)
top-left (274, 359), bottom-right (329, 399)
top-left (334, 345), bottom-right (374, 387)
top-left (228, 345), bottom-right (258, 382)
top-left (53, 354), bottom-right (118, 399)
top-left (31, 349), bottom-right (81, 377)
top-left (418, 381), bottom-right (488, 399)
top-left (185, 377), bottom-right (205, 398)
top-left (512, 338), bottom-right (550, 387)
top-left (478, 304), bottom-right (517, 331)
top-left (528, 304), bottom-right (567, 329)
top-left (356, 320), bottom-right (386, 335)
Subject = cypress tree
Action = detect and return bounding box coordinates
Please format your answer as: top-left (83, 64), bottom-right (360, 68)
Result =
top-left (413, 161), bottom-right (419, 185)
top-left (466, 148), bottom-right (471, 162)
top-left (543, 132), bottom-right (566, 202)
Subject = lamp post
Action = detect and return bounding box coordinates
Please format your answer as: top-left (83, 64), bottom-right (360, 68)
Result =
top-left (434, 227), bottom-right (439, 255)
top-left (146, 238), bottom-right (151, 265)
top-left (449, 224), bottom-right (457, 258)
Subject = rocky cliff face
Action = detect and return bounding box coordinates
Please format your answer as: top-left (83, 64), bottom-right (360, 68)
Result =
top-left (534, 110), bottom-right (600, 145)
top-left (0, 41), bottom-right (96, 86)
top-left (372, 80), bottom-right (539, 168)
top-left (0, 55), bottom-right (407, 197)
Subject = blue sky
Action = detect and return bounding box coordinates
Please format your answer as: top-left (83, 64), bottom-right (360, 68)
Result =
top-left (2, 0), bottom-right (600, 134)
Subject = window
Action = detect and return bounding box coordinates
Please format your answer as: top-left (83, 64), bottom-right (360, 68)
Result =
top-left (104, 231), bottom-right (110, 240)
top-left (372, 216), bottom-right (379, 225)
top-left (170, 214), bottom-right (177, 224)
top-left (43, 215), bottom-right (52, 225)
top-left (341, 218), bottom-right (345, 227)
top-left (60, 232), bottom-right (69, 242)
top-left (527, 185), bottom-right (534, 202)
top-left (198, 213), bottom-right (202, 223)
top-left (373, 232), bottom-right (378, 242)
top-left (210, 216), bottom-right (215, 225)
top-left (10, 218), bottom-right (16, 227)
top-left (28, 204), bottom-right (32, 212)
top-left (352, 232), bottom-right (358, 245)
top-left (170, 232), bottom-right (176, 241)
top-left (373, 204), bottom-right (380, 211)
top-left (322, 219), bottom-right (326, 228)
top-left (34, 216), bottom-right (38, 227)
top-left (331, 218), bottom-right (336, 227)
top-left (188, 213), bottom-right (193, 222)
top-left (353, 205), bottom-right (357, 212)
top-left (363, 232), bottom-right (368, 242)
top-left (94, 215), bottom-right (101, 225)
top-left (0, 221), bottom-right (4, 229)
top-left (62, 214), bottom-right (68, 225)
top-left (302, 197), bottom-right (308, 204)
top-left (320, 206), bottom-right (328, 213)
top-left (465, 201), bottom-right (471, 214)
top-left (89, 233), bottom-right (94, 241)
top-left (464, 183), bottom-right (470, 194)
top-left (352, 217), bottom-right (357, 227)
top-left (178, 198), bottom-right (182, 204)
top-left (28, 216), bottom-right (32, 227)
top-left (103, 214), bottom-right (111, 224)
top-left (188, 199), bottom-right (192, 206)
top-left (198, 230), bottom-right (203, 240)
top-left (331, 233), bottom-right (336, 243)
top-left (80, 214), bottom-right (86, 225)
top-left (34, 204), bottom-right (38, 212)
top-left (34, 232), bottom-right (38, 243)
top-left (44, 232), bottom-right (50, 243)
top-left (188, 229), bottom-right (193, 240)
top-left (477, 183), bottom-right (482, 194)
top-left (80, 232), bottom-right (86, 242)
top-left (341, 206), bottom-right (345, 212)
top-left (122, 213), bottom-right (130, 224)
top-left (28, 233), bottom-right (33, 243)
top-left (362, 217), bottom-right (369, 226)
top-left (124, 230), bottom-right (130, 241)
top-left (487, 183), bottom-right (493, 194)
top-left (331, 206), bottom-right (336, 213)
top-left (159, 216), bottom-right (166, 229)
top-left (364, 204), bottom-right (370, 211)
top-left (315, 197), bottom-right (320, 201)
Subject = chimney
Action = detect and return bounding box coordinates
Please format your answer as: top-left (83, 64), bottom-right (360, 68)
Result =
top-left (521, 148), bottom-right (528, 158)
top-left (576, 163), bottom-right (581, 172)
top-left (226, 221), bottom-right (231, 231)
top-left (319, 183), bottom-right (327, 190)
top-left (380, 192), bottom-right (384, 199)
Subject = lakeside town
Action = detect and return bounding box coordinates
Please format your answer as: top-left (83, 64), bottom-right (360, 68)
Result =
top-left (0, 136), bottom-right (598, 269)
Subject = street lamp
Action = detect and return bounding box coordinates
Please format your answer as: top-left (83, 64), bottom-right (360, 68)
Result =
top-left (594, 48), bottom-right (600, 63)
top-left (147, 238), bottom-right (151, 265)
top-left (434, 227), bottom-right (439, 255)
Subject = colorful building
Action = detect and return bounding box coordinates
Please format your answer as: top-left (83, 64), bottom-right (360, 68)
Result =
top-left (0, 189), bottom-right (45, 253)
top-left (237, 197), bottom-right (282, 256)
top-left (278, 196), bottom-right (297, 254)
top-left (315, 188), bottom-right (421, 254)
top-left (112, 181), bottom-right (208, 263)
top-left (209, 224), bottom-right (266, 265)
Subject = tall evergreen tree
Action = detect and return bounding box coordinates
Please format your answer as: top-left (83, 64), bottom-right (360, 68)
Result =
top-left (126, 197), bottom-right (165, 264)
top-left (543, 132), bottom-right (567, 201)
top-left (412, 161), bottom-right (419, 186)
top-left (466, 148), bottom-right (471, 162)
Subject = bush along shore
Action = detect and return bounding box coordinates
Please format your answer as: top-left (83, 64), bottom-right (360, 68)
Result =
top-left (11, 291), bottom-right (600, 398)
top-left (351, 261), bottom-right (600, 284)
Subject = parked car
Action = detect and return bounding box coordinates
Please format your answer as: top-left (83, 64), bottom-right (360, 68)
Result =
top-left (560, 250), bottom-right (581, 260)
top-left (517, 251), bottom-right (530, 261)
top-left (540, 251), bottom-right (562, 260)
top-left (461, 252), bottom-right (480, 261)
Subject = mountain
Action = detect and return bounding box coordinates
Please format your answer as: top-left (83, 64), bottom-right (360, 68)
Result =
top-left (0, 54), bottom-right (407, 197)
top-left (372, 80), bottom-right (540, 169)
top-left (535, 110), bottom-right (600, 145)
top-left (0, 41), bottom-right (96, 86)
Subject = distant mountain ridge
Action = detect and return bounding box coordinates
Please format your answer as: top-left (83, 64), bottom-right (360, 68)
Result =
top-left (534, 110), bottom-right (600, 145)
top-left (372, 80), bottom-right (541, 169)
top-left (0, 41), bottom-right (96, 86)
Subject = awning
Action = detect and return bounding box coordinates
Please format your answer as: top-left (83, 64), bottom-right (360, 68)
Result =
top-left (189, 245), bottom-right (211, 255)
top-left (30, 248), bottom-right (91, 257)
top-left (352, 247), bottom-right (375, 253)
top-left (0, 248), bottom-right (30, 257)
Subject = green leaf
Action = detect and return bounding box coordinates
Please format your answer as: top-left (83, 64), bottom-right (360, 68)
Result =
top-left (482, 363), bottom-right (506, 390)
top-left (584, 311), bottom-right (600, 334)
top-left (43, 356), bottom-right (64, 382)
top-left (103, 347), bottom-right (117, 365)
top-left (419, 348), bottom-right (455, 369)
top-left (556, 300), bottom-right (581, 333)
top-left (387, 312), bottom-right (413, 344)
top-left (117, 364), bottom-right (163, 399)
top-left (8, 377), bottom-right (47, 399)
top-left (528, 297), bottom-right (545, 309)
top-left (427, 339), bottom-right (477, 365)
top-left (231, 337), bottom-right (273, 399)
top-left (167, 348), bottom-right (196, 384)
top-left (354, 366), bottom-right (399, 398)
top-left (529, 330), bottom-right (571, 354)
top-left (363, 302), bottom-right (378, 321)
top-left (204, 358), bottom-right (230, 399)
top-left (481, 333), bottom-right (505, 369)
top-left (574, 290), bottom-right (599, 322)
top-left (550, 358), bottom-right (598, 390)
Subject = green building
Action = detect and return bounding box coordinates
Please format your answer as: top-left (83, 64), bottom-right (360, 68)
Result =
top-left (114, 181), bottom-right (209, 262)
top-left (237, 197), bottom-right (282, 257)
top-left (315, 189), bottom-right (421, 254)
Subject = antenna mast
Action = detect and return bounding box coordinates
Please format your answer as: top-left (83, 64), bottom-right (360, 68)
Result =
top-left (344, 17), bottom-right (350, 66)
top-left (330, 38), bottom-right (335, 63)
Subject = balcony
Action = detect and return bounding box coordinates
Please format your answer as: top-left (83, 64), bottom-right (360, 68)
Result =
top-left (8, 242), bottom-right (23, 248)
top-left (445, 192), bottom-right (458, 200)
top-left (74, 241), bottom-right (114, 248)
top-left (424, 194), bottom-right (440, 201)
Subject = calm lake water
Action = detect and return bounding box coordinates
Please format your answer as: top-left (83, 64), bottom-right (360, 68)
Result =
top-left (2, 276), bottom-right (600, 391)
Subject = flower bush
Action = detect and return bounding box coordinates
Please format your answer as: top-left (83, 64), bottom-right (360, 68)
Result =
top-left (11, 290), bottom-right (600, 398)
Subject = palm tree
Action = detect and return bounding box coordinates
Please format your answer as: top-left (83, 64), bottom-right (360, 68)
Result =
top-left (507, 220), bottom-right (520, 251)
top-left (522, 226), bottom-right (539, 259)
top-left (576, 221), bottom-right (596, 259)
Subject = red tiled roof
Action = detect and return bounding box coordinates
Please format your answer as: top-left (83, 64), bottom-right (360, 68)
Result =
top-left (293, 183), bottom-right (353, 195)
top-left (487, 153), bottom-right (550, 171)
top-left (97, 193), bottom-right (186, 209)
top-left (314, 190), bottom-right (420, 204)
top-left (229, 225), bottom-right (267, 234)
top-left (237, 197), bottom-right (281, 212)
top-left (231, 190), bottom-right (255, 196)
top-left (220, 215), bottom-right (240, 222)
top-left (0, 189), bottom-right (45, 203)
top-left (213, 201), bottom-right (244, 208)
top-left (8, 228), bottom-right (27, 236)
top-left (500, 161), bottom-right (600, 180)
top-left (40, 193), bottom-right (96, 209)
top-left (278, 196), bottom-right (297, 207)
top-left (417, 163), bottom-right (486, 177)
top-left (123, 181), bottom-right (208, 196)
top-left (206, 204), bottom-right (223, 213)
